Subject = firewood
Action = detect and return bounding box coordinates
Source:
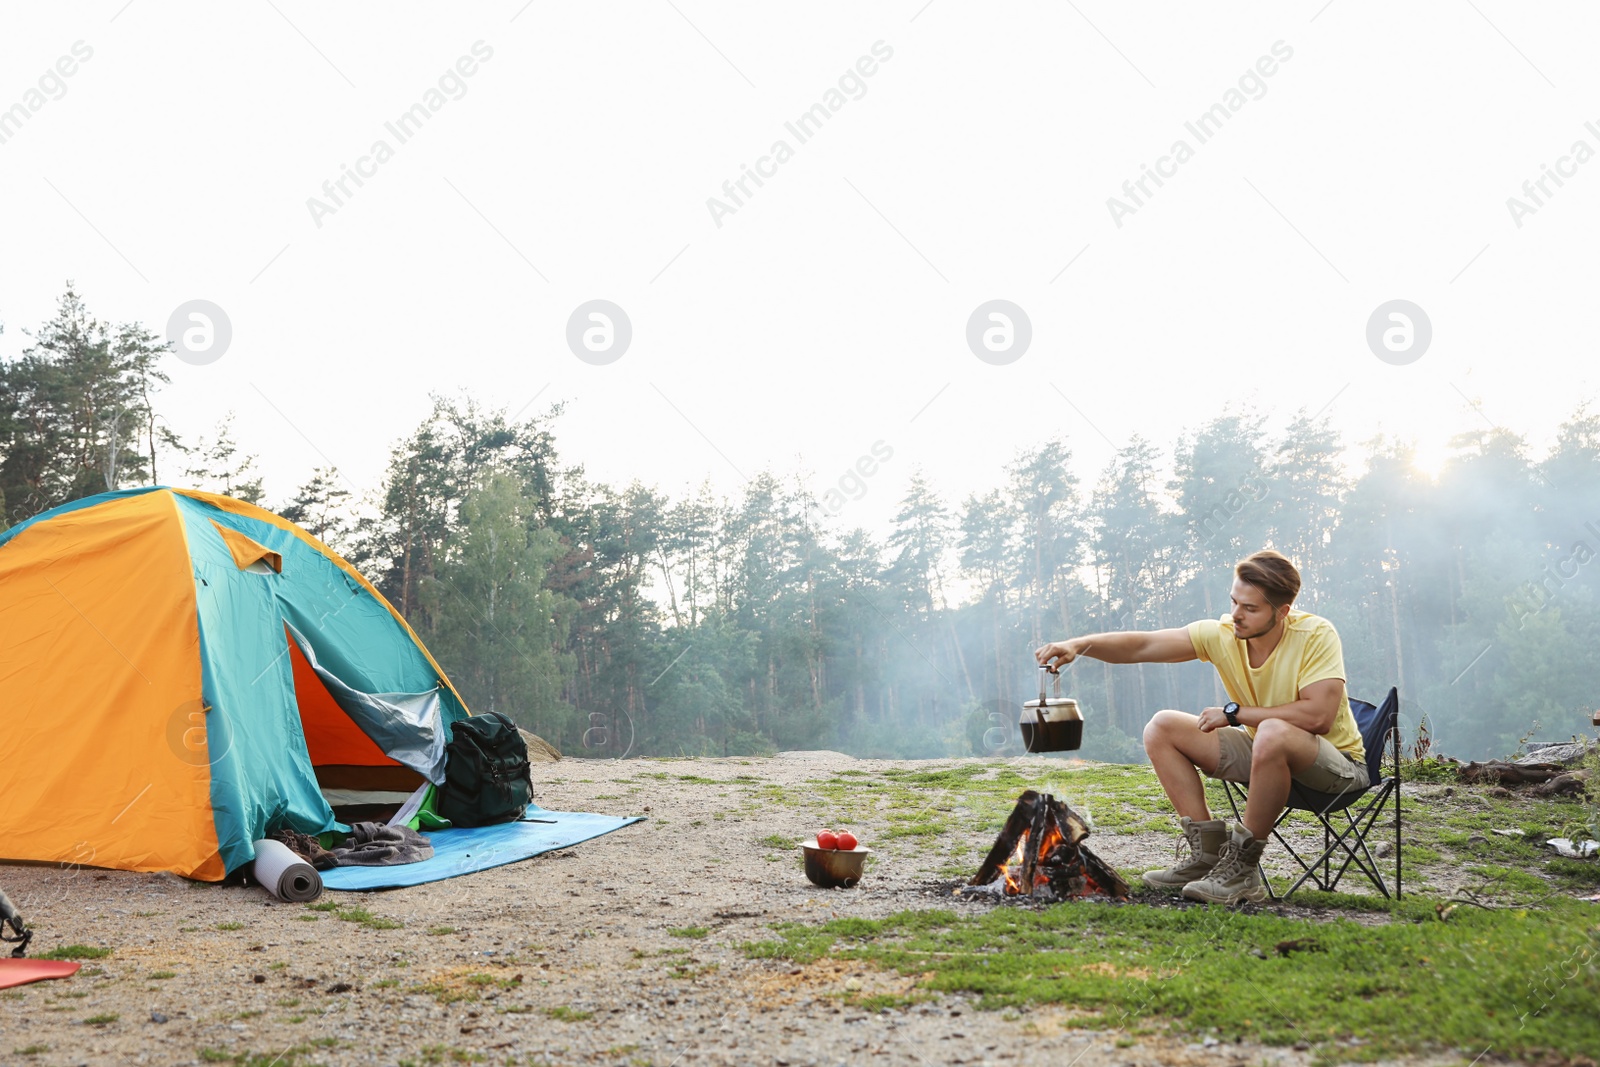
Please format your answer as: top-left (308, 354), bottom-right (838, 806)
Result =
top-left (1454, 760), bottom-right (1565, 786)
top-left (971, 789), bottom-right (1043, 886)
top-left (1528, 769), bottom-right (1590, 798)
top-left (966, 790), bottom-right (1129, 900)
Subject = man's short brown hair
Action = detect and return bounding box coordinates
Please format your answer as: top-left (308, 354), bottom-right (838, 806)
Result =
top-left (1235, 549), bottom-right (1301, 608)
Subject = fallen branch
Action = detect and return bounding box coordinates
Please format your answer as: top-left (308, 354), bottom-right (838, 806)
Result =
top-left (1529, 769), bottom-right (1590, 798)
top-left (1436, 872), bottom-right (1566, 919)
top-left (1454, 760), bottom-right (1566, 786)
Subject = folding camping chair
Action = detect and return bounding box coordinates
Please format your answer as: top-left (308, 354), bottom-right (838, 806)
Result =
top-left (1221, 687), bottom-right (1402, 900)
top-left (0, 887), bottom-right (31, 957)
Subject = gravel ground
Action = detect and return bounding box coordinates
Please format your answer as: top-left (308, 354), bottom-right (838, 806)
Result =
top-left (1, 754), bottom-right (1465, 1067)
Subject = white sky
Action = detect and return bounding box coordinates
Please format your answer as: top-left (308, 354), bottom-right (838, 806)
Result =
top-left (2, 1), bottom-right (1596, 535)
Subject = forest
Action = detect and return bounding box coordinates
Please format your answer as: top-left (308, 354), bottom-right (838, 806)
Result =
top-left (3, 287), bottom-right (1596, 762)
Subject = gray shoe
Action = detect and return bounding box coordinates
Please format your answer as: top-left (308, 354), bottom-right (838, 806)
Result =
top-left (1141, 817), bottom-right (1227, 889)
top-left (1182, 822), bottom-right (1268, 904)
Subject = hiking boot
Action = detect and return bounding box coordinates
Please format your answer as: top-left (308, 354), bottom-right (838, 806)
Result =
top-left (1182, 822), bottom-right (1268, 904)
top-left (1141, 817), bottom-right (1227, 889)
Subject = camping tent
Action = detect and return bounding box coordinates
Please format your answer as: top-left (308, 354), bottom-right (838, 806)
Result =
top-left (0, 487), bottom-right (471, 881)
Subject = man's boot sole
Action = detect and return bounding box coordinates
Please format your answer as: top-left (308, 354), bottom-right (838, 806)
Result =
top-left (1180, 883), bottom-right (1268, 904)
top-left (1141, 870), bottom-right (1206, 890)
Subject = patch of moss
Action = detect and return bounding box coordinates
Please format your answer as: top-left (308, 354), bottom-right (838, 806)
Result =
top-left (543, 1005), bottom-right (593, 1022)
top-left (331, 905), bottom-right (403, 930)
top-left (409, 982), bottom-right (478, 1006)
top-left (401, 1045), bottom-right (485, 1065)
top-left (668, 926), bottom-right (709, 939)
top-left (1547, 857), bottom-right (1600, 889)
top-left (39, 946), bottom-right (111, 961)
top-left (200, 1049), bottom-right (316, 1067)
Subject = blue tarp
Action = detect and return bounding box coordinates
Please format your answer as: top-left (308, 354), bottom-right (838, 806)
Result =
top-left (320, 806), bottom-right (644, 891)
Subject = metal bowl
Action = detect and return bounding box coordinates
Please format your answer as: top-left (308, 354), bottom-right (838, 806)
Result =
top-left (799, 840), bottom-right (872, 888)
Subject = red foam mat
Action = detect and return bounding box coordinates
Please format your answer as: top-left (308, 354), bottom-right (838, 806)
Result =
top-left (0, 958), bottom-right (81, 989)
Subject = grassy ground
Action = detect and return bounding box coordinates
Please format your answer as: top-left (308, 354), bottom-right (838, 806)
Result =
top-left (744, 893), bottom-right (1600, 1062)
top-left (5, 753), bottom-right (1596, 1066)
top-left (737, 762), bottom-right (1181, 877)
top-left (736, 759), bottom-right (1600, 1064)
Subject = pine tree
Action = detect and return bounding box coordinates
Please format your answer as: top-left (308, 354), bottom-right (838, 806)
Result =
top-left (1266, 411), bottom-right (1347, 609)
top-left (1088, 436), bottom-right (1170, 734)
top-left (885, 469), bottom-right (952, 615)
top-left (278, 466), bottom-right (355, 554)
top-left (1005, 440), bottom-right (1084, 646)
top-left (419, 472), bottom-right (575, 739)
top-left (0, 285), bottom-right (171, 520)
top-left (183, 413), bottom-right (264, 503)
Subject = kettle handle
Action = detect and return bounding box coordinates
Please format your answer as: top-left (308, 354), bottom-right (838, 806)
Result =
top-left (1038, 663), bottom-right (1065, 703)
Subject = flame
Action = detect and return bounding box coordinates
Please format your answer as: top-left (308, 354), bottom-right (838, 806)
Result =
top-left (996, 829), bottom-right (1029, 894)
top-left (971, 793), bottom-right (1130, 901)
top-left (992, 825), bottom-right (1068, 895)
top-left (991, 818), bottom-right (1072, 895)
top-left (1031, 820), bottom-right (1066, 890)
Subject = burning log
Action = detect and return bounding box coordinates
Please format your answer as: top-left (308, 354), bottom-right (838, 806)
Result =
top-left (964, 790), bottom-right (1129, 901)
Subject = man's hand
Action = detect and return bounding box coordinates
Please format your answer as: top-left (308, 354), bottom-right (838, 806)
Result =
top-left (1196, 706), bottom-right (1230, 732)
top-left (1035, 640), bottom-right (1078, 671)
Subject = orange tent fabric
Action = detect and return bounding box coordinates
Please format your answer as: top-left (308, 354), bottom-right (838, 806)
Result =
top-left (0, 488), bottom-right (469, 879)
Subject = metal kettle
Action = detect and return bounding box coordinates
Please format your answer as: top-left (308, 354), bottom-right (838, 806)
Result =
top-left (1020, 664), bottom-right (1084, 753)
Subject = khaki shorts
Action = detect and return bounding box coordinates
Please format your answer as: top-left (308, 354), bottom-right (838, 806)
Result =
top-left (1207, 726), bottom-right (1370, 796)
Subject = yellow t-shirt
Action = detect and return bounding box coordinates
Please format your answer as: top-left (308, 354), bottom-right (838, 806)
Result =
top-left (1186, 611), bottom-right (1365, 762)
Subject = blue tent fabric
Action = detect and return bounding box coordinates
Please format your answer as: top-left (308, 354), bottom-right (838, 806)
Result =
top-left (174, 495), bottom-right (337, 874)
top-left (167, 492), bottom-right (472, 874)
top-left (320, 807), bottom-right (644, 890)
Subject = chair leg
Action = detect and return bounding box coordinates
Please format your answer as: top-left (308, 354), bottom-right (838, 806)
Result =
top-left (1276, 782), bottom-right (1401, 900)
top-left (1318, 788), bottom-right (1395, 898)
top-left (1326, 810), bottom-right (1383, 895)
top-left (1271, 805), bottom-right (1342, 899)
top-left (1323, 821), bottom-right (1332, 889)
top-left (1393, 695), bottom-right (1403, 901)
top-left (1395, 763), bottom-right (1403, 900)
top-left (1223, 782), bottom-right (1245, 824)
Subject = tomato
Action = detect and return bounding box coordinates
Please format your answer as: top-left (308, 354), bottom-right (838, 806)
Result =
top-left (816, 830), bottom-right (838, 850)
top-left (836, 831), bottom-right (858, 850)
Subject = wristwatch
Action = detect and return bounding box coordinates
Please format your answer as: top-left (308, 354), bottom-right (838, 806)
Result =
top-left (1223, 702), bottom-right (1241, 727)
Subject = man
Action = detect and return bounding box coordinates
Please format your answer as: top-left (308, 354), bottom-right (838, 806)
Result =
top-left (1034, 550), bottom-right (1367, 904)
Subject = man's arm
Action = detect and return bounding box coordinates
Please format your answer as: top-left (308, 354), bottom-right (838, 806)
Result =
top-left (1036, 628), bottom-right (1198, 668)
top-left (1200, 677), bottom-right (1344, 735)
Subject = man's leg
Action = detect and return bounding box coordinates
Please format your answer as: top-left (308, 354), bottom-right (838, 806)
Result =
top-left (1182, 719), bottom-right (1322, 905)
top-left (1140, 711), bottom-right (1230, 890)
top-left (1142, 710), bottom-right (1222, 821)
top-left (1240, 719), bottom-right (1323, 839)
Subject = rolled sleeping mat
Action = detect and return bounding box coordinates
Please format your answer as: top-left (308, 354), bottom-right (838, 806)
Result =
top-left (252, 839), bottom-right (323, 902)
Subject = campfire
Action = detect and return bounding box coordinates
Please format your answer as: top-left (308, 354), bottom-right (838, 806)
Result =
top-left (962, 790), bottom-right (1129, 901)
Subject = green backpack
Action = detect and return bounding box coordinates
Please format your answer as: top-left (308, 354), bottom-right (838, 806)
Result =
top-left (436, 712), bottom-right (533, 827)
